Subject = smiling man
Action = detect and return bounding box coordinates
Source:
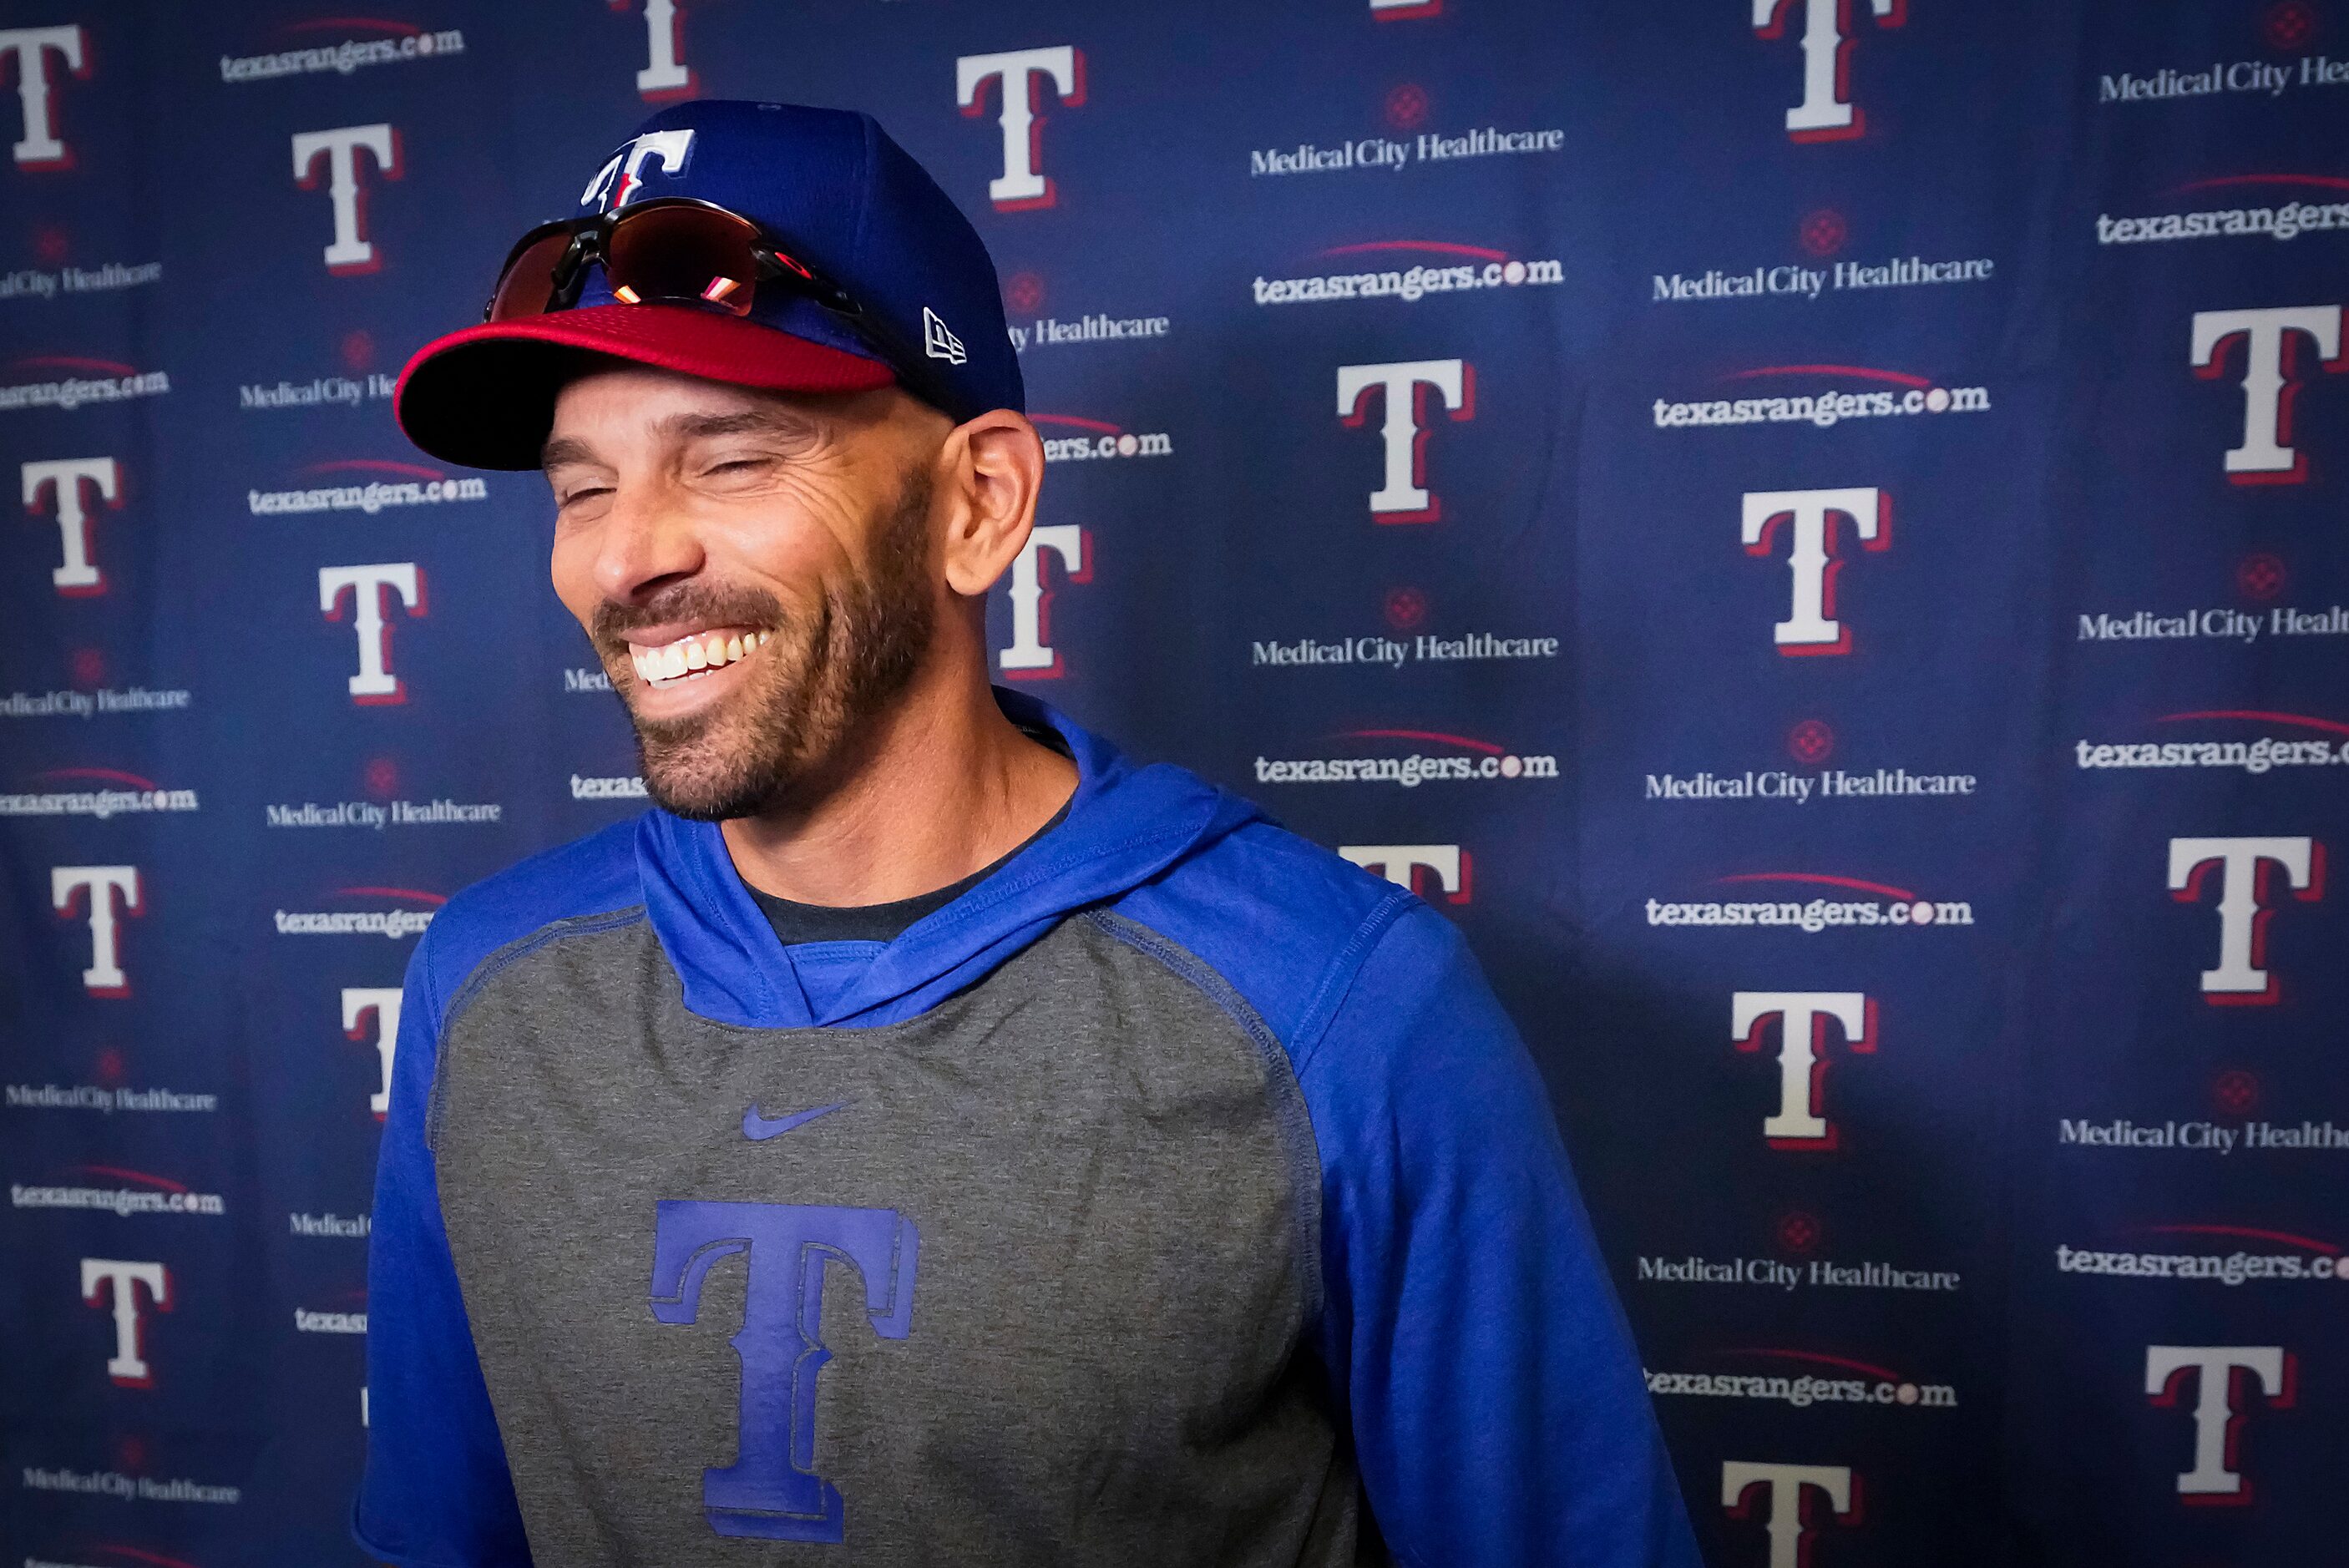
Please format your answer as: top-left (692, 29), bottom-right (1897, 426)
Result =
top-left (354, 100), bottom-right (1697, 1568)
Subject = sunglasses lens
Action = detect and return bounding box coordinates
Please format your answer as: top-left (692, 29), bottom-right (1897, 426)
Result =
top-left (487, 230), bottom-right (575, 321)
top-left (606, 205), bottom-right (763, 316)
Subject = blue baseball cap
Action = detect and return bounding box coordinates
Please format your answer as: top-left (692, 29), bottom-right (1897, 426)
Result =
top-left (395, 99), bottom-right (1023, 471)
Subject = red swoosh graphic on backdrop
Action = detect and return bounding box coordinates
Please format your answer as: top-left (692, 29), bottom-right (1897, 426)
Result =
top-left (2158, 710), bottom-right (2349, 737)
top-left (73, 1166), bottom-right (188, 1193)
top-left (2167, 173), bottom-right (2349, 195)
top-left (33, 768), bottom-right (159, 789)
top-left (1028, 414), bottom-right (1121, 433)
top-left (1319, 240), bottom-right (1512, 261)
top-left (1324, 729), bottom-right (1506, 756)
top-left (1718, 1347), bottom-right (1907, 1383)
top-left (1714, 872), bottom-right (1920, 901)
top-left (8, 355), bottom-right (138, 376)
top-left (88, 1545), bottom-right (204, 1568)
top-left (295, 458), bottom-right (445, 480)
top-left (2136, 1223), bottom-right (2340, 1255)
top-left (281, 16), bottom-right (423, 36)
top-left (1719, 364), bottom-right (1934, 389)
top-left (331, 886), bottom-right (448, 905)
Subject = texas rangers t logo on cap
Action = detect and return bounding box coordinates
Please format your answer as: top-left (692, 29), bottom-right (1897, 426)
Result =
top-left (581, 129), bottom-right (696, 211)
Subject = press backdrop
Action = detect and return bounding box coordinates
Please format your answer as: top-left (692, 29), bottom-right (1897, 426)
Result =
top-left (5, 2), bottom-right (2346, 1564)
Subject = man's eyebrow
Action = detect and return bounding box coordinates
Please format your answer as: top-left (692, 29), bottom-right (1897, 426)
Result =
top-left (659, 408), bottom-right (814, 443)
top-left (540, 434), bottom-right (600, 472)
top-left (539, 407), bottom-right (815, 473)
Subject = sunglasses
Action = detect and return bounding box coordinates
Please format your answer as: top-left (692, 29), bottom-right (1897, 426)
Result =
top-left (484, 197), bottom-right (959, 411)
top-left (485, 196), bottom-right (861, 321)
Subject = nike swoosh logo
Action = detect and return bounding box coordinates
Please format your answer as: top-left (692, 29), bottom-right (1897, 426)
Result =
top-left (742, 1101), bottom-right (848, 1141)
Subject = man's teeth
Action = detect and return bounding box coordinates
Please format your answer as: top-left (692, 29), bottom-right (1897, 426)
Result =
top-left (630, 629), bottom-right (769, 686)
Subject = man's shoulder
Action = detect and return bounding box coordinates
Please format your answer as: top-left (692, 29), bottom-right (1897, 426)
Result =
top-left (413, 815), bottom-right (645, 1017)
top-left (1107, 811), bottom-right (1430, 1055)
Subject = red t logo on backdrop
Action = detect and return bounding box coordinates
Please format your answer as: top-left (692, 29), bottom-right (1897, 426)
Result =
top-left (1721, 1461), bottom-right (1860, 1568)
top-left (1741, 487), bottom-right (1890, 655)
top-left (0, 25), bottom-right (87, 169)
top-left (1732, 991), bottom-right (1876, 1149)
top-left (319, 563), bottom-right (425, 704)
top-left (52, 864), bottom-right (140, 998)
top-left (82, 1259), bottom-right (170, 1388)
top-left (291, 124), bottom-right (401, 274)
top-left (1752, 0), bottom-right (1906, 141)
top-left (2144, 1345), bottom-right (2293, 1503)
top-left (2167, 836), bottom-right (2323, 1004)
top-left (998, 524), bottom-right (1087, 680)
top-left (2190, 305), bottom-right (2344, 483)
top-left (22, 456), bottom-right (120, 595)
top-left (1337, 360), bottom-right (1475, 523)
top-left (956, 47), bottom-right (1085, 211)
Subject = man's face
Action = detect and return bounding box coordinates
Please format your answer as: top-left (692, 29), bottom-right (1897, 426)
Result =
top-left (544, 363), bottom-right (948, 820)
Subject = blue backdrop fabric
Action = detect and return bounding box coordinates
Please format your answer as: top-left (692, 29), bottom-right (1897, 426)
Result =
top-left (3, 3), bottom-right (2344, 1564)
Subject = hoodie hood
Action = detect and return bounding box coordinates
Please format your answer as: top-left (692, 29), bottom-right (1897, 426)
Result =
top-left (633, 688), bottom-right (1263, 1029)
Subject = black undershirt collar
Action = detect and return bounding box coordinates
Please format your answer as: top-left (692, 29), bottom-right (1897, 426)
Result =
top-left (742, 723), bottom-right (1074, 948)
top-left (747, 796), bottom-right (1071, 946)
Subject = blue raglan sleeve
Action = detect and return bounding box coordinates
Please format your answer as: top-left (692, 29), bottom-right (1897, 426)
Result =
top-left (352, 928), bottom-right (534, 1566)
top-left (1298, 902), bottom-right (1701, 1568)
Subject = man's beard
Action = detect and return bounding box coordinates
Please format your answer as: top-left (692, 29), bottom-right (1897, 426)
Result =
top-left (593, 465), bottom-right (936, 822)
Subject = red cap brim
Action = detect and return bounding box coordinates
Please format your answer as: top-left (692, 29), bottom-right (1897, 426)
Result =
top-left (392, 304), bottom-right (898, 471)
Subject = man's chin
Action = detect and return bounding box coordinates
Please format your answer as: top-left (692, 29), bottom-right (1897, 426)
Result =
top-left (627, 705), bottom-right (807, 822)
top-left (636, 756), bottom-right (785, 822)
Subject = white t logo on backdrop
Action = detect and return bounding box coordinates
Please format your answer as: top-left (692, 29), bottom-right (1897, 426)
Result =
top-left (1000, 525), bottom-right (1086, 677)
top-left (956, 46), bottom-right (1084, 210)
top-left (1722, 1461), bottom-right (1858, 1568)
top-left (1742, 487), bottom-right (1888, 655)
top-left (2144, 1346), bottom-right (2291, 1500)
top-left (2167, 836), bottom-right (2321, 1003)
top-left (1338, 845), bottom-right (1470, 902)
top-left (1752, 0), bottom-right (1904, 141)
top-left (319, 563), bottom-right (425, 704)
top-left (52, 865), bottom-right (140, 997)
top-left (1732, 990), bottom-right (1873, 1147)
top-left (343, 988), bottom-right (402, 1119)
top-left (1344, 845), bottom-right (1466, 892)
top-left (0, 25), bottom-right (85, 167)
top-left (22, 457), bottom-right (119, 595)
top-left (1336, 360), bottom-right (1474, 522)
top-left (628, 0), bottom-right (695, 99)
top-left (2190, 306), bottom-right (2343, 483)
top-left (291, 124), bottom-right (401, 273)
top-left (82, 1258), bottom-right (170, 1387)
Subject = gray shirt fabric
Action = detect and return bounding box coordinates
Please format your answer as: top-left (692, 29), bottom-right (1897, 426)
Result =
top-left (427, 905), bottom-right (1363, 1565)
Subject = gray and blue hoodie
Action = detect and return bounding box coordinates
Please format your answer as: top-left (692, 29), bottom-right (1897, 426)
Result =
top-left (352, 690), bottom-right (1698, 1566)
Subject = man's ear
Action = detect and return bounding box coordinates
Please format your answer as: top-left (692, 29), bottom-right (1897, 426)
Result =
top-left (938, 410), bottom-right (1044, 599)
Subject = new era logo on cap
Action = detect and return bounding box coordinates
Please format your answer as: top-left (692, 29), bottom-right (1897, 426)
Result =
top-left (923, 306), bottom-right (967, 365)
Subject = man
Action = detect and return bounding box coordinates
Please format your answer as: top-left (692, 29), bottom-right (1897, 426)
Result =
top-left (356, 99), bottom-right (1697, 1567)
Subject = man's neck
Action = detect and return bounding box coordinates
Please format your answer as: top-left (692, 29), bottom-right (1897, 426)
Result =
top-left (718, 666), bottom-right (1077, 908)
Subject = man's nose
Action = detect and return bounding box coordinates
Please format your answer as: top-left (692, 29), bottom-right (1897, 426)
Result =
top-left (594, 485), bottom-right (706, 604)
